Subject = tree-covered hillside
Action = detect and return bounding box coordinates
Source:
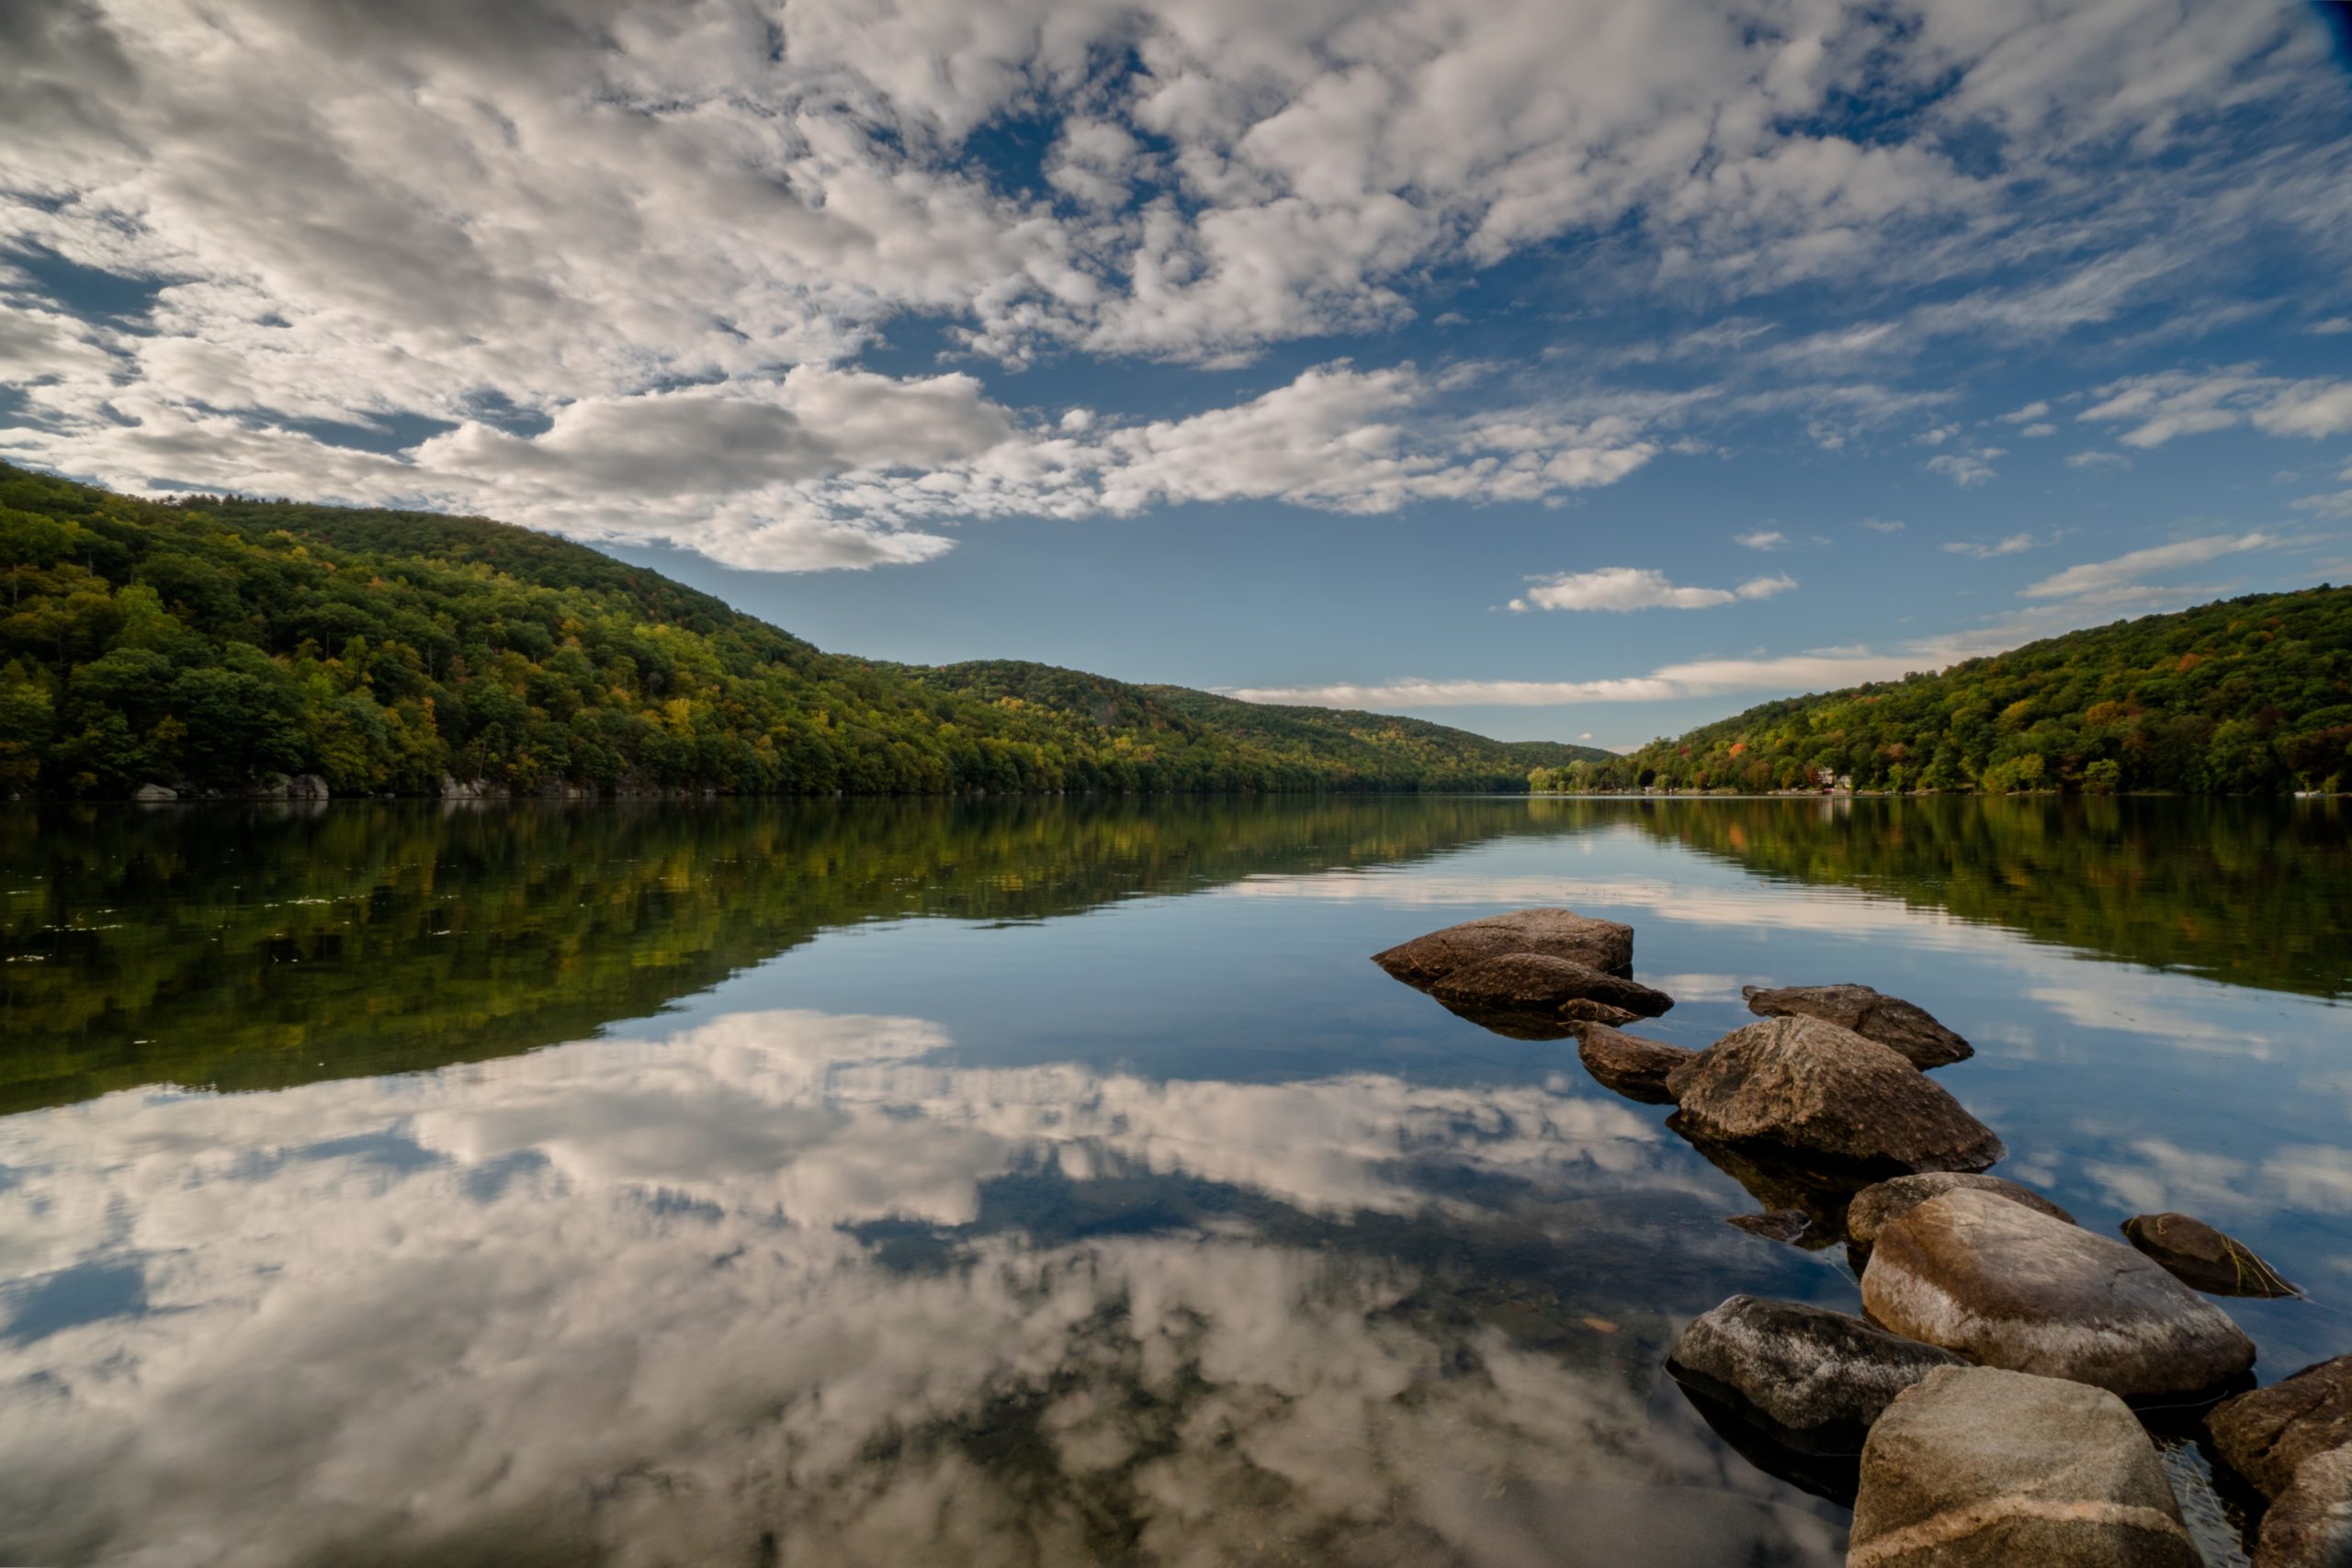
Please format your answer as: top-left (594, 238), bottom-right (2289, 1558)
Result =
top-left (899, 660), bottom-right (1610, 791)
top-left (1532, 586), bottom-right (2352, 795)
top-left (0, 462), bottom-right (1582, 798)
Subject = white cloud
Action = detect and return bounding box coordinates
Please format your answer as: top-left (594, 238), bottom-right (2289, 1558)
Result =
top-left (1734, 528), bottom-right (1787, 550)
top-left (1996, 400), bottom-right (2051, 423)
top-left (2018, 422), bottom-right (2057, 437)
top-left (1857, 516), bottom-right (1905, 533)
top-left (1506, 567), bottom-right (1792, 613)
top-left (2019, 531), bottom-right (2278, 600)
top-left (1926, 447), bottom-right (2003, 486)
top-left (2311, 318), bottom-right (2352, 335)
top-left (1941, 532), bottom-right (2039, 558)
top-left (2066, 449), bottom-right (2132, 470)
top-left (1, 358), bottom-right (1668, 570)
top-left (2079, 367), bottom-right (2352, 446)
top-left (1, 0), bottom-right (2346, 570)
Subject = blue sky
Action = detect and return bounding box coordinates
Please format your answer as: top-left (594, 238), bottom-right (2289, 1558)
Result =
top-left (5, 0), bottom-right (2352, 746)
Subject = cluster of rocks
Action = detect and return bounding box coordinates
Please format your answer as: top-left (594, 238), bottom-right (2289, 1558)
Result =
top-left (1375, 908), bottom-right (2348, 1567)
top-left (133, 773), bottom-right (332, 803)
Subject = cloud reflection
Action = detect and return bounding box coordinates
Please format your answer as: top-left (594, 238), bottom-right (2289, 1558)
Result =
top-left (0, 1008), bottom-right (1837, 1567)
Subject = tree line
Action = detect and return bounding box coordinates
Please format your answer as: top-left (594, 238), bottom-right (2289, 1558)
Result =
top-left (0, 463), bottom-right (1589, 799)
top-left (1529, 585), bottom-right (2352, 796)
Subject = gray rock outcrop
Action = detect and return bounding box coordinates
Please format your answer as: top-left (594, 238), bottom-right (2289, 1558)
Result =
top-left (1556, 998), bottom-right (1640, 1027)
top-left (2211, 1356), bottom-right (2352, 1499)
top-left (2256, 1443), bottom-right (2352, 1568)
top-left (1848, 1172), bottom-right (2077, 1246)
top-left (1371, 908), bottom-right (1634, 987)
top-left (1849, 1365), bottom-right (2202, 1566)
top-left (132, 783), bottom-right (177, 802)
top-left (1861, 1189), bottom-right (2257, 1399)
top-left (2123, 1212), bottom-right (2299, 1298)
top-left (1667, 1295), bottom-right (1962, 1451)
top-left (1573, 1023), bottom-right (1693, 1103)
top-left (1742, 982), bottom-right (1973, 1068)
top-left (1664, 1016), bottom-right (2006, 1174)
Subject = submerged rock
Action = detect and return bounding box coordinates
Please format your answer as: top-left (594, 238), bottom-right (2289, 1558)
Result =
top-left (1430, 953), bottom-right (1672, 1017)
top-left (2123, 1213), bottom-right (2300, 1299)
top-left (1573, 1022), bottom-right (1693, 1104)
top-left (1848, 1171), bottom-right (2077, 1247)
top-left (1849, 1365), bottom-right (2202, 1567)
top-left (1556, 998), bottom-right (1640, 1028)
top-left (1676, 1381), bottom-right (1867, 1506)
top-left (2256, 1443), bottom-right (2352, 1568)
top-left (2211, 1356), bottom-right (2352, 1499)
top-left (1861, 1189), bottom-right (2257, 1400)
top-left (1675, 1134), bottom-right (1873, 1250)
top-left (1668, 1295), bottom-right (1962, 1454)
top-left (1370, 908), bottom-right (1634, 987)
top-left (1725, 1209), bottom-right (1813, 1245)
top-left (1664, 1016), bottom-right (2005, 1174)
top-left (1742, 982), bottom-right (1973, 1068)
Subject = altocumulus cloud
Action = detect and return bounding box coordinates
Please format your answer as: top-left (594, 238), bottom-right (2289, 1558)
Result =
top-left (2, 0), bottom-right (2350, 569)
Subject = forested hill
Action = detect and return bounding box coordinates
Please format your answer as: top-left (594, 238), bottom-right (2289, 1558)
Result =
top-left (898, 660), bottom-right (1609, 784)
top-left (0, 462), bottom-right (1592, 798)
top-left (1534, 585), bottom-right (2352, 795)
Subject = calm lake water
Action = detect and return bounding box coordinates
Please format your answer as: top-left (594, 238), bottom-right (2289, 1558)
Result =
top-left (2, 795), bottom-right (2347, 1567)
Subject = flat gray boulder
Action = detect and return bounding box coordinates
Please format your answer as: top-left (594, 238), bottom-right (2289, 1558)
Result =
top-left (2123, 1212), bottom-right (2299, 1298)
top-left (1849, 1171), bottom-right (2076, 1246)
top-left (1668, 1295), bottom-right (1962, 1451)
top-left (1849, 1365), bottom-right (2201, 1566)
top-left (1574, 1023), bottom-right (1693, 1103)
top-left (1743, 982), bottom-right (1973, 1068)
top-left (2211, 1356), bottom-right (2352, 1499)
top-left (2256, 1443), bottom-right (2352, 1568)
top-left (1664, 1016), bottom-right (2006, 1174)
top-left (1430, 953), bottom-right (1672, 1017)
top-left (1862, 1189), bottom-right (2257, 1399)
top-left (1371, 908), bottom-right (1633, 987)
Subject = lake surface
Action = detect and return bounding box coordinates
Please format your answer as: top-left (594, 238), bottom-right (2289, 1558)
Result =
top-left (2, 795), bottom-right (2346, 1567)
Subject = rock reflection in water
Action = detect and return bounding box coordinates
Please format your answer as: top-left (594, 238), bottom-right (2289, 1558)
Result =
top-left (0, 1008), bottom-right (1846, 1567)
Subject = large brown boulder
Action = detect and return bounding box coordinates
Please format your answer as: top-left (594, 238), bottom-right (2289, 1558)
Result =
top-left (1862, 1190), bottom-right (2257, 1399)
top-left (1668, 1295), bottom-right (1962, 1451)
top-left (1743, 982), bottom-right (1973, 1068)
top-left (1371, 908), bottom-right (1633, 987)
top-left (1848, 1171), bottom-right (2076, 1246)
top-left (1664, 1016), bottom-right (2005, 1174)
top-left (1573, 1023), bottom-right (1693, 1103)
top-left (1430, 953), bottom-right (1672, 1017)
top-left (2256, 1443), bottom-right (2352, 1568)
top-left (2211, 1356), bottom-right (2352, 1499)
top-left (1849, 1365), bottom-right (2202, 1566)
top-left (2123, 1212), bottom-right (2300, 1298)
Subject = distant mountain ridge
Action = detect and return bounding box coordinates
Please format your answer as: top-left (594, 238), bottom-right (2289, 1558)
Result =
top-left (0, 462), bottom-right (1605, 798)
top-left (1535, 584), bottom-right (2352, 795)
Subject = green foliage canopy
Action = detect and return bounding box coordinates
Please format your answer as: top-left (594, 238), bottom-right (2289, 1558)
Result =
top-left (1529, 585), bottom-right (2352, 796)
top-left (0, 464), bottom-right (1600, 798)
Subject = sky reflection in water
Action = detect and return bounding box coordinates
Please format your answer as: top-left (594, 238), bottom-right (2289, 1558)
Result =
top-left (0, 798), bottom-right (2345, 1566)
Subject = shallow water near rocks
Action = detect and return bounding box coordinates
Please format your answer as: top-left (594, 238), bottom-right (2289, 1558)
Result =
top-left (1, 795), bottom-right (2346, 1566)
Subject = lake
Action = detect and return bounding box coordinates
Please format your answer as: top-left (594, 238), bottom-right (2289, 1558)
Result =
top-left (2, 795), bottom-right (2346, 1566)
